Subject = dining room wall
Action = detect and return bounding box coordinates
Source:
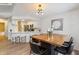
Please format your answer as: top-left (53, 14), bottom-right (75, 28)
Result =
top-left (40, 8), bottom-right (79, 50)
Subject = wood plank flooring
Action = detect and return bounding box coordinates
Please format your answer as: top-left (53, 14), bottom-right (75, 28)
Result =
top-left (0, 40), bottom-right (31, 55)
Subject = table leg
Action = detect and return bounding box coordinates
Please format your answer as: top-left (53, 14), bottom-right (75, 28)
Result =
top-left (51, 45), bottom-right (58, 55)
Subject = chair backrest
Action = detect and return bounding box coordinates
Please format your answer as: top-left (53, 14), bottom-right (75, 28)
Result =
top-left (68, 37), bottom-right (73, 47)
top-left (68, 44), bottom-right (74, 54)
top-left (67, 37), bottom-right (74, 54)
top-left (30, 42), bottom-right (40, 54)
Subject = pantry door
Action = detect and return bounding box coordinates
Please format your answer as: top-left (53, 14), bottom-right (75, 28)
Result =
top-left (0, 23), bottom-right (5, 32)
top-left (0, 22), bottom-right (6, 41)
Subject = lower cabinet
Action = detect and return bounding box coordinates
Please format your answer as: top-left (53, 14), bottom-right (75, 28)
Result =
top-left (9, 32), bottom-right (40, 43)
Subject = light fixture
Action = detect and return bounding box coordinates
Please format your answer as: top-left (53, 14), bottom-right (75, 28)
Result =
top-left (36, 4), bottom-right (44, 16)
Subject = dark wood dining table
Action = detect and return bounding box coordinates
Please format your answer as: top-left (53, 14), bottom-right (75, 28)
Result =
top-left (31, 33), bottom-right (66, 55)
top-left (32, 34), bottom-right (65, 46)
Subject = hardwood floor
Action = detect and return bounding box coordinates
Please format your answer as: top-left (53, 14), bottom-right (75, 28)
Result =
top-left (0, 40), bottom-right (31, 55)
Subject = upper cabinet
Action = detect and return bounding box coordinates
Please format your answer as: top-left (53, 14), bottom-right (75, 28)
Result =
top-left (17, 20), bottom-right (40, 32)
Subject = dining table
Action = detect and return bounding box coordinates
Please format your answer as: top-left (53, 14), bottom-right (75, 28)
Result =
top-left (31, 33), bottom-right (67, 55)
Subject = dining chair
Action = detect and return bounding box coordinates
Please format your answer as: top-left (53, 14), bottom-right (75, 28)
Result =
top-left (63, 37), bottom-right (73, 47)
top-left (30, 38), bottom-right (49, 55)
top-left (55, 37), bottom-right (74, 55)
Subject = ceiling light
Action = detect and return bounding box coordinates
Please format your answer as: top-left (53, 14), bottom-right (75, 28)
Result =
top-left (36, 4), bottom-right (45, 16)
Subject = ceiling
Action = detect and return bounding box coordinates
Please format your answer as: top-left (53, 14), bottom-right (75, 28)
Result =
top-left (0, 3), bottom-right (79, 19)
top-left (0, 3), bottom-right (14, 18)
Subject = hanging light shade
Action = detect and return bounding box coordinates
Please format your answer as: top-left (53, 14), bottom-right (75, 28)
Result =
top-left (33, 3), bottom-right (46, 16)
top-left (36, 4), bottom-right (45, 16)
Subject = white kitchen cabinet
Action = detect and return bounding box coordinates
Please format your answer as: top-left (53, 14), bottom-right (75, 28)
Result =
top-left (8, 32), bottom-right (40, 43)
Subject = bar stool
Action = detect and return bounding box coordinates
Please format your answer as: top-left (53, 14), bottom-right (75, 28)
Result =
top-left (20, 36), bottom-right (26, 43)
top-left (15, 36), bottom-right (20, 43)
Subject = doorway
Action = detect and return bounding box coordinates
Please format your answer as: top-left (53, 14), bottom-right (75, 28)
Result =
top-left (0, 23), bottom-right (5, 32)
top-left (0, 19), bottom-right (7, 41)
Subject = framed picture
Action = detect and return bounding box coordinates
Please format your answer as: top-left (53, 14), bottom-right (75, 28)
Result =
top-left (51, 18), bottom-right (63, 30)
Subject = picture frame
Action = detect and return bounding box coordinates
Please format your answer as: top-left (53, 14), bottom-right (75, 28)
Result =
top-left (51, 18), bottom-right (63, 30)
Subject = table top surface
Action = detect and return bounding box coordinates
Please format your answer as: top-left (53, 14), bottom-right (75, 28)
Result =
top-left (32, 34), bottom-right (65, 46)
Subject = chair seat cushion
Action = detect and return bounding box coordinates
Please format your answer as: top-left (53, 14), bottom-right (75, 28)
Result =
top-left (63, 42), bottom-right (70, 47)
top-left (55, 47), bottom-right (67, 54)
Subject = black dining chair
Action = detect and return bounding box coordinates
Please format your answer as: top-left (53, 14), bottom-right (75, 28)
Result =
top-left (30, 38), bottom-right (49, 55)
top-left (55, 37), bottom-right (74, 55)
top-left (63, 37), bottom-right (73, 47)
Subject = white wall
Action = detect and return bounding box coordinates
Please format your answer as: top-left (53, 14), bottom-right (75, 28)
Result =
top-left (40, 8), bottom-right (79, 49)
